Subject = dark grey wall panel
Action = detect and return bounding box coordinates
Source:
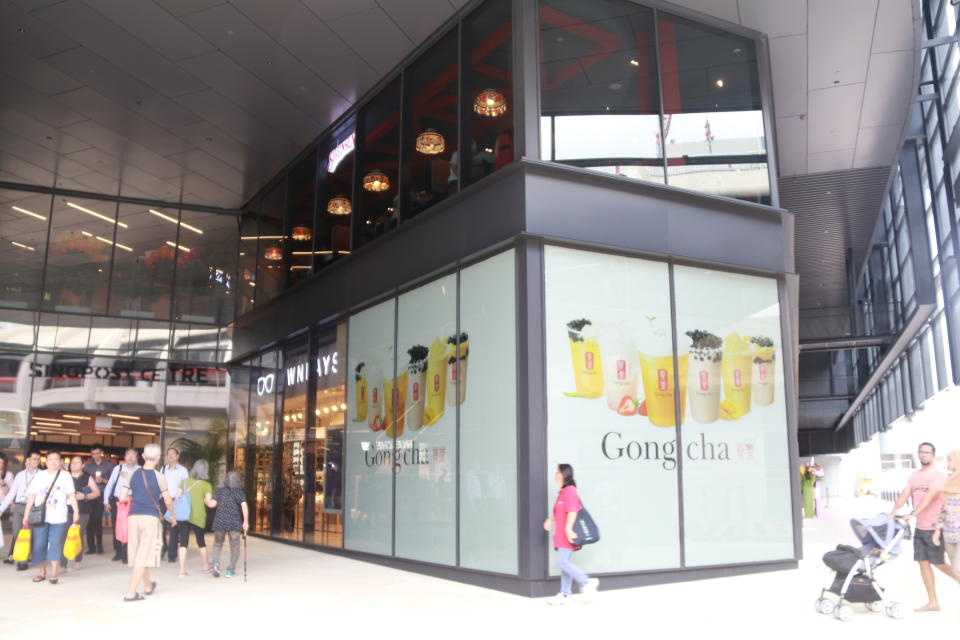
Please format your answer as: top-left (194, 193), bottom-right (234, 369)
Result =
top-left (522, 161), bottom-right (793, 274)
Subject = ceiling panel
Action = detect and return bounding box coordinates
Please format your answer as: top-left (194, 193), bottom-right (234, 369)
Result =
top-left (0, 43), bottom-right (83, 96)
top-left (165, 149), bottom-right (245, 195)
top-left (872, 0), bottom-right (914, 53)
top-left (806, 84), bottom-right (865, 153)
top-left (666, 0), bottom-right (740, 24)
top-left (807, 0), bottom-right (877, 90)
top-left (853, 124), bottom-right (902, 167)
top-left (63, 147), bottom-right (183, 199)
top-left (326, 7), bottom-right (415, 74)
top-left (301, 0), bottom-right (378, 22)
top-left (859, 50), bottom-right (918, 128)
top-left (168, 121), bottom-right (254, 174)
top-left (806, 148), bottom-right (854, 173)
top-left (775, 115), bottom-right (807, 175)
top-left (33, 0), bottom-right (207, 97)
top-left (738, 0), bottom-right (807, 38)
top-left (83, 0), bottom-right (216, 61)
top-left (0, 74), bottom-right (87, 128)
top-left (0, 153), bottom-right (56, 186)
top-left (0, 109), bottom-right (90, 156)
top-left (0, 0), bottom-right (78, 58)
top-left (43, 47), bottom-right (203, 130)
top-left (232, 0), bottom-right (380, 102)
top-left (0, 131), bottom-right (90, 178)
top-left (60, 119), bottom-right (185, 179)
top-left (768, 35), bottom-right (807, 118)
top-left (378, 0), bottom-right (457, 44)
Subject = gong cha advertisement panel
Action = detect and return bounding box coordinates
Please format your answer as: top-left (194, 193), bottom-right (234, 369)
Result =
top-left (673, 265), bottom-right (793, 566)
top-left (545, 246), bottom-right (681, 574)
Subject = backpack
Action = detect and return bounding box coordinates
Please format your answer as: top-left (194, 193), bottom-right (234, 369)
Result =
top-left (173, 479), bottom-right (198, 521)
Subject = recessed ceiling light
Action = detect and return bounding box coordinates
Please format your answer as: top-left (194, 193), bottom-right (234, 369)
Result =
top-left (166, 240), bottom-right (191, 252)
top-left (715, 79), bottom-right (724, 88)
top-left (629, 59), bottom-right (639, 66)
top-left (610, 82), bottom-right (622, 90)
top-left (66, 201), bottom-right (128, 228)
top-left (11, 241), bottom-right (35, 251)
top-left (149, 209), bottom-right (203, 234)
top-left (17, 27), bottom-right (25, 33)
top-left (12, 205), bottom-right (46, 221)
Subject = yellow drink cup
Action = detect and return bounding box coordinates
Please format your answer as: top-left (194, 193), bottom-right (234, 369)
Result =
top-left (639, 353), bottom-right (688, 427)
top-left (568, 332), bottom-right (603, 398)
top-left (424, 338), bottom-right (447, 425)
top-left (723, 333), bottom-right (753, 415)
top-left (386, 372), bottom-right (407, 437)
top-left (354, 376), bottom-right (368, 422)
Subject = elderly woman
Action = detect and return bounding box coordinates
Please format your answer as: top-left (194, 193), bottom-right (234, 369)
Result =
top-left (22, 451), bottom-right (79, 584)
top-left (911, 449), bottom-right (960, 582)
top-left (176, 459), bottom-right (216, 577)
top-left (209, 470), bottom-right (249, 578)
top-left (60, 455), bottom-right (100, 570)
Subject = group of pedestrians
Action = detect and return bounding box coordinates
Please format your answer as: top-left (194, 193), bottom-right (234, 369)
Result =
top-left (0, 443), bottom-right (249, 601)
top-left (891, 442), bottom-right (960, 613)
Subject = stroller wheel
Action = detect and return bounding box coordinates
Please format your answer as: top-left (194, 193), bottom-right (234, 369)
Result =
top-left (834, 604), bottom-right (854, 622)
top-left (865, 601), bottom-right (883, 613)
top-left (815, 598), bottom-right (835, 615)
top-left (885, 602), bottom-right (904, 619)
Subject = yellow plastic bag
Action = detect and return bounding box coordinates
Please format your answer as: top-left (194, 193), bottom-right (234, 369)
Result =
top-left (63, 524), bottom-right (82, 560)
top-left (12, 528), bottom-right (31, 563)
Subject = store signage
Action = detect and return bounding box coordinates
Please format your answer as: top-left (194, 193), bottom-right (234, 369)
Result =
top-left (29, 363), bottom-right (219, 383)
top-left (256, 350), bottom-right (340, 395)
top-left (600, 431), bottom-right (732, 470)
top-left (327, 133), bottom-right (355, 173)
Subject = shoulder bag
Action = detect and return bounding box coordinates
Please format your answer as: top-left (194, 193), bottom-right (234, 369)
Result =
top-left (570, 502), bottom-right (600, 548)
top-left (27, 469), bottom-right (62, 526)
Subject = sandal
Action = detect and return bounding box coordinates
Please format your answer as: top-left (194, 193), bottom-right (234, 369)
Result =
top-left (178, 572), bottom-right (188, 578)
top-left (123, 594), bottom-right (145, 602)
top-left (49, 578), bottom-right (59, 585)
top-left (32, 575), bottom-right (46, 583)
top-left (145, 581), bottom-right (157, 595)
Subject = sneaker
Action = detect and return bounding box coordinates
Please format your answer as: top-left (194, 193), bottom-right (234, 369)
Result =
top-left (2, 558), bottom-right (13, 565)
top-left (546, 593), bottom-right (569, 606)
top-left (212, 562), bottom-right (220, 578)
top-left (225, 570), bottom-right (236, 579)
top-left (581, 578), bottom-right (599, 595)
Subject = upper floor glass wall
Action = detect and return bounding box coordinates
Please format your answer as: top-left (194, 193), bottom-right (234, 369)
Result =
top-left (539, 0), bottom-right (770, 204)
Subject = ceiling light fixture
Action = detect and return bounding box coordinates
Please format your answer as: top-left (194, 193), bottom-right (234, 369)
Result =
top-left (66, 201), bottom-right (128, 228)
top-left (240, 235), bottom-right (285, 240)
top-left (474, 89), bottom-right (507, 117)
top-left (264, 246), bottom-right (283, 261)
top-left (326, 196), bottom-right (352, 215)
top-left (415, 129), bottom-right (445, 155)
top-left (715, 78), bottom-right (725, 88)
top-left (12, 205), bottom-right (46, 221)
top-left (149, 209), bottom-right (204, 235)
top-left (629, 59), bottom-right (640, 66)
top-left (107, 413), bottom-right (138, 420)
top-left (166, 240), bottom-right (192, 252)
top-left (62, 414), bottom-right (88, 419)
top-left (11, 241), bottom-right (35, 251)
top-left (362, 170), bottom-right (389, 192)
top-left (291, 226), bottom-right (312, 241)
top-left (96, 235), bottom-right (133, 252)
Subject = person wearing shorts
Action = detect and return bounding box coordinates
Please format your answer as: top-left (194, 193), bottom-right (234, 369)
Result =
top-left (892, 442), bottom-right (952, 612)
top-left (118, 443), bottom-right (175, 602)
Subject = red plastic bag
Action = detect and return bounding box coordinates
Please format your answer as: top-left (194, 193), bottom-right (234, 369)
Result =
top-left (115, 501), bottom-right (130, 544)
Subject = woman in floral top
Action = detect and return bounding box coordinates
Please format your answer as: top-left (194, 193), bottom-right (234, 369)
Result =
top-left (911, 449), bottom-right (960, 581)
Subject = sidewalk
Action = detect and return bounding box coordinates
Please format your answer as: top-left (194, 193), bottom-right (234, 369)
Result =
top-left (1, 498), bottom-right (957, 636)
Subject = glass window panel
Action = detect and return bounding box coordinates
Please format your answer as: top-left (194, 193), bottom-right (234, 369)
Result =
top-left (229, 361), bottom-right (250, 478)
top-left (539, 0), bottom-right (662, 184)
top-left (89, 316), bottom-right (135, 357)
top-left (402, 29), bottom-right (459, 220)
top-left (256, 181), bottom-right (286, 306)
top-left (173, 209), bottom-right (238, 325)
top-left (307, 323), bottom-right (346, 548)
top-left (163, 410), bottom-right (228, 479)
top-left (459, 250), bottom-right (518, 574)
top-left (658, 12), bottom-right (769, 203)
top-left (53, 314), bottom-right (92, 353)
top-left (461, 0), bottom-right (513, 188)
top-left (316, 120), bottom-right (355, 270)
top-left (0, 310), bottom-right (37, 351)
top-left (0, 191), bottom-right (50, 309)
top-left (355, 78), bottom-right (401, 248)
top-left (279, 339), bottom-right (309, 541)
top-left (674, 266), bottom-right (792, 565)
top-left (44, 197), bottom-right (114, 314)
top-left (134, 320), bottom-right (171, 361)
top-left (250, 351), bottom-right (278, 532)
top-left (345, 298), bottom-right (396, 555)
top-left (238, 211), bottom-right (258, 315)
top-left (108, 204), bottom-right (175, 319)
top-left (285, 151), bottom-right (317, 287)
top-left (544, 245), bottom-right (679, 573)
top-left (933, 314), bottom-right (951, 389)
top-left (394, 273), bottom-right (457, 565)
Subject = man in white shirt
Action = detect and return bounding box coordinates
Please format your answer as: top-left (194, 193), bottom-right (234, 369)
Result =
top-left (0, 451), bottom-right (41, 570)
top-left (103, 448), bottom-right (140, 563)
top-left (160, 447), bottom-right (189, 563)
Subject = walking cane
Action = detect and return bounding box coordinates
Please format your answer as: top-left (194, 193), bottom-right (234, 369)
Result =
top-left (242, 534), bottom-right (247, 583)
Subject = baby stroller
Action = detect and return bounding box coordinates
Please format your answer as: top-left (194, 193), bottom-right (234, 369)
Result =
top-left (815, 513), bottom-right (908, 621)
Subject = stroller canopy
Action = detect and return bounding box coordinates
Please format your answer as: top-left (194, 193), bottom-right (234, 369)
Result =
top-left (850, 513), bottom-right (903, 558)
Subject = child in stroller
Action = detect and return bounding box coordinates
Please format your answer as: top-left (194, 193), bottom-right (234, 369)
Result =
top-left (815, 513), bottom-right (909, 621)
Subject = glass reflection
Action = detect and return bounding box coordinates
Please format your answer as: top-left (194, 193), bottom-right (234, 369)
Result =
top-left (43, 197), bottom-right (115, 314)
top-left (108, 204), bottom-right (176, 319)
top-left (0, 192), bottom-right (50, 310)
top-left (315, 120), bottom-right (355, 270)
top-left (285, 152), bottom-right (317, 287)
top-left (355, 78), bottom-right (401, 248)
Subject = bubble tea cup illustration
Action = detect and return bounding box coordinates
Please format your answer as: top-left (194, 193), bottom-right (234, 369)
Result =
top-left (446, 332), bottom-right (469, 406)
top-left (638, 316), bottom-right (686, 426)
top-left (565, 319), bottom-right (603, 398)
top-left (366, 362), bottom-right (385, 431)
top-left (353, 362), bottom-right (368, 422)
top-left (722, 332), bottom-right (753, 416)
top-left (599, 329), bottom-right (638, 413)
top-left (686, 330), bottom-right (723, 423)
top-left (385, 372), bottom-right (407, 437)
top-left (751, 336), bottom-right (776, 406)
top-left (406, 345), bottom-right (428, 430)
top-left (424, 337), bottom-right (447, 425)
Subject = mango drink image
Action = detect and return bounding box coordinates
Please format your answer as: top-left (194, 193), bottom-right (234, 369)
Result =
top-left (686, 330), bottom-right (723, 424)
top-left (566, 319), bottom-right (603, 398)
top-left (405, 345), bottom-right (428, 431)
top-left (599, 330), bottom-right (638, 412)
top-left (446, 332), bottom-right (469, 406)
top-left (424, 337), bottom-right (448, 426)
top-left (750, 336), bottom-right (776, 406)
top-left (722, 332), bottom-right (753, 416)
top-left (353, 362), bottom-right (368, 422)
top-left (385, 372), bottom-right (407, 437)
top-left (366, 363), bottom-right (385, 431)
top-left (639, 353), bottom-right (688, 426)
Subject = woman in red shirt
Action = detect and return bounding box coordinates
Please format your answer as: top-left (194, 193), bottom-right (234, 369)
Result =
top-left (543, 464), bottom-right (598, 605)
